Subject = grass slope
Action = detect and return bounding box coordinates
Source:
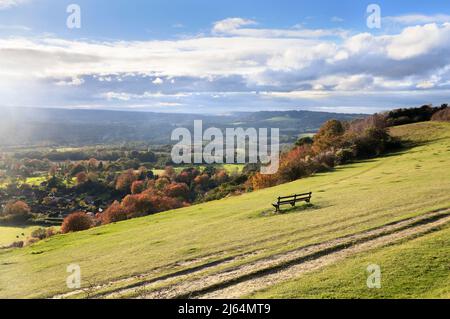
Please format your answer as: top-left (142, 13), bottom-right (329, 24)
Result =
top-left (250, 224), bottom-right (450, 299)
top-left (0, 122), bottom-right (449, 298)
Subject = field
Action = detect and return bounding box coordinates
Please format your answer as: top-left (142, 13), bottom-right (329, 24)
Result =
top-left (0, 226), bottom-right (40, 247)
top-left (0, 122), bottom-right (449, 299)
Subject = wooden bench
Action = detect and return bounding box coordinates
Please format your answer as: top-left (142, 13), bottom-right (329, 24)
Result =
top-left (272, 192), bottom-right (312, 212)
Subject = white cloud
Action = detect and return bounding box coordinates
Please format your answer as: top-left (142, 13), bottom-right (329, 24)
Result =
top-left (331, 16), bottom-right (345, 23)
top-left (0, 0), bottom-right (28, 10)
top-left (386, 23), bottom-right (450, 60)
top-left (385, 14), bottom-right (450, 25)
top-left (152, 77), bottom-right (164, 85)
top-left (55, 77), bottom-right (85, 87)
top-left (0, 24), bottom-right (30, 31)
top-left (212, 18), bottom-right (257, 34)
top-left (212, 17), bottom-right (347, 38)
top-left (1, 18), bottom-right (450, 111)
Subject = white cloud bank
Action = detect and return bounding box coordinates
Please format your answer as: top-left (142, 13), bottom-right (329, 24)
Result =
top-left (0, 18), bottom-right (449, 112)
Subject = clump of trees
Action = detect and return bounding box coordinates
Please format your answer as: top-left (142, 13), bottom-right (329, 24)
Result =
top-left (249, 113), bottom-right (400, 190)
top-left (431, 106), bottom-right (450, 122)
top-left (384, 104), bottom-right (447, 127)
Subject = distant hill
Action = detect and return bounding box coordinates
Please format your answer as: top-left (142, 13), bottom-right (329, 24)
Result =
top-left (0, 107), bottom-right (365, 146)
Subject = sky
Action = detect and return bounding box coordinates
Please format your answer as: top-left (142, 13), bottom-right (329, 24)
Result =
top-left (0, 0), bottom-right (449, 114)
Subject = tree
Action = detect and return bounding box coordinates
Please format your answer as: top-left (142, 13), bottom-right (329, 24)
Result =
top-left (312, 120), bottom-right (345, 153)
top-left (76, 171), bottom-right (88, 185)
top-left (1, 200), bottom-right (32, 223)
top-left (131, 180), bottom-right (145, 194)
top-left (194, 174), bottom-right (210, 190)
top-left (166, 182), bottom-right (190, 200)
top-left (213, 170), bottom-right (229, 184)
top-left (295, 136), bottom-right (314, 147)
top-left (61, 212), bottom-right (92, 233)
top-left (431, 106), bottom-right (450, 122)
top-left (101, 201), bottom-right (127, 224)
top-left (162, 166), bottom-right (176, 180)
top-left (115, 169), bottom-right (136, 193)
top-left (248, 173), bottom-right (278, 190)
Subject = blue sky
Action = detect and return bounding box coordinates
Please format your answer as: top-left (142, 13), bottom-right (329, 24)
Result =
top-left (0, 0), bottom-right (449, 113)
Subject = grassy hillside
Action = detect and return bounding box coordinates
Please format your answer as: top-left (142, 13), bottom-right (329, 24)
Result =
top-left (0, 122), bottom-right (449, 299)
top-left (250, 224), bottom-right (450, 299)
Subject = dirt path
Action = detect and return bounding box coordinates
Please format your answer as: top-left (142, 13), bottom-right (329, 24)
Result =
top-left (98, 209), bottom-right (450, 299)
top-left (201, 213), bottom-right (450, 299)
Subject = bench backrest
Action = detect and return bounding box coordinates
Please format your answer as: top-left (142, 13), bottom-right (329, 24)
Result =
top-left (277, 192), bottom-right (312, 203)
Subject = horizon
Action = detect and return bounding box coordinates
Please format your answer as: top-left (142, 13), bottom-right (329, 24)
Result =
top-left (0, 0), bottom-right (449, 114)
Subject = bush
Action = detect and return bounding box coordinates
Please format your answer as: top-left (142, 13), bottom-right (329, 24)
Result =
top-left (1, 201), bottom-right (32, 224)
top-left (336, 148), bottom-right (355, 164)
top-left (101, 201), bottom-right (128, 224)
top-left (31, 228), bottom-right (48, 240)
top-left (7, 241), bottom-right (24, 249)
top-left (131, 180), bottom-right (145, 194)
top-left (431, 107), bottom-right (450, 122)
top-left (166, 182), bottom-right (190, 200)
top-left (61, 212), bottom-right (93, 234)
top-left (115, 169), bottom-right (137, 193)
top-left (30, 227), bottom-right (58, 240)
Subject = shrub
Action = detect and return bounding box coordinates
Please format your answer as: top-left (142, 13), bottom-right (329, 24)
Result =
top-left (213, 170), bottom-right (229, 184)
top-left (101, 201), bottom-right (128, 224)
top-left (131, 180), bottom-right (145, 194)
top-left (336, 148), bottom-right (355, 164)
top-left (76, 171), bottom-right (88, 185)
top-left (166, 182), bottom-right (190, 200)
top-left (61, 212), bottom-right (93, 234)
top-left (8, 241), bottom-right (24, 249)
top-left (31, 228), bottom-right (48, 240)
top-left (1, 201), bottom-right (32, 224)
top-left (431, 107), bottom-right (450, 122)
top-left (248, 173), bottom-right (278, 190)
top-left (30, 227), bottom-right (58, 240)
top-left (295, 136), bottom-right (314, 146)
top-left (121, 190), bottom-right (184, 218)
top-left (115, 169), bottom-right (137, 193)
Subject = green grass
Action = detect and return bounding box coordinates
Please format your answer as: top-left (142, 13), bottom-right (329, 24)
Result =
top-left (24, 176), bottom-right (48, 186)
top-left (250, 224), bottom-right (450, 299)
top-left (0, 122), bottom-right (449, 298)
top-left (0, 226), bottom-right (40, 247)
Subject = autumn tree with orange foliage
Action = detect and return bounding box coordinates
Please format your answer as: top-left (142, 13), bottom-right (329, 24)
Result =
top-left (115, 169), bottom-right (137, 193)
top-left (166, 182), bottom-right (190, 200)
top-left (101, 201), bottom-right (127, 224)
top-left (1, 200), bottom-right (32, 223)
top-left (131, 180), bottom-right (145, 194)
top-left (76, 171), bottom-right (88, 185)
top-left (312, 120), bottom-right (345, 153)
top-left (61, 212), bottom-right (93, 233)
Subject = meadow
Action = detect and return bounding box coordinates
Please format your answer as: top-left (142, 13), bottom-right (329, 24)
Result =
top-left (0, 226), bottom-right (40, 247)
top-left (0, 122), bottom-right (449, 298)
